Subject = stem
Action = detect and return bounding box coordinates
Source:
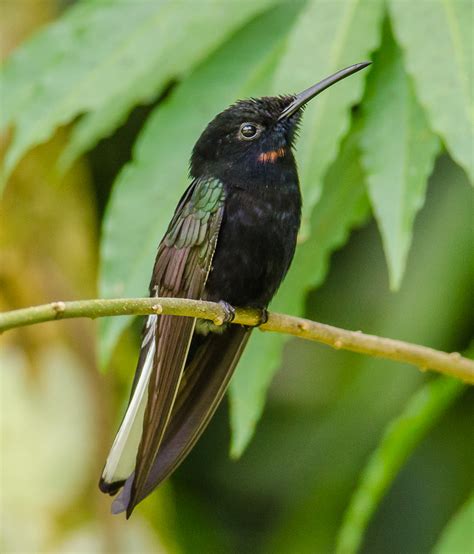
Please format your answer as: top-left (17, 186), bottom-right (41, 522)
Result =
top-left (1, 297), bottom-right (472, 383)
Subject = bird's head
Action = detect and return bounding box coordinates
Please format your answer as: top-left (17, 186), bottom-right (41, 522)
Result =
top-left (190, 62), bottom-right (370, 181)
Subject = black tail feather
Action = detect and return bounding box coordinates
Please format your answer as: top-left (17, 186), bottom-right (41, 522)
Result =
top-left (114, 325), bottom-right (251, 515)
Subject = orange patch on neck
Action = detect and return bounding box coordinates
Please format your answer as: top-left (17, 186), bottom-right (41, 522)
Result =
top-left (258, 147), bottom-right (286, 163)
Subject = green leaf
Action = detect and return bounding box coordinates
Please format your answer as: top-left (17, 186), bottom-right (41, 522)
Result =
top-left (229, 129), bottom-right (370, 457)
top-left (98, 4), bottom-right (304, 368)
top-left (274, 0), bottom-right (384, 232)
top-left (58, 0), bottom-right (278, 171)
top-left (389, 0), bottom-right (474, 183)
top-left (335, 377), bottom-right (465, 554)
top-left (433, 494), bottom-right (474, 554)
top-left (1, 0), bottom-right (96, 129)
top-left (1, 0), bottom-right (276, 185)
top-left (359, 26), bottom-right (440, 290)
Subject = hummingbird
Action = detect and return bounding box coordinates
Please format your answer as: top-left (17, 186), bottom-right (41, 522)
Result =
top-left (99, 62), bottom-right (370, 517)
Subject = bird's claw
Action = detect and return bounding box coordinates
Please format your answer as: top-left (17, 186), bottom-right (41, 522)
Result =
top-left (257, 307), bottom-right (269, 326)
top-left (218, 301), bottom-right (236, 323)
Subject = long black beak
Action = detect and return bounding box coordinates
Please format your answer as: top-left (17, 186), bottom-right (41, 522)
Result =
top-left (278, 62), bottom-right (371, 120)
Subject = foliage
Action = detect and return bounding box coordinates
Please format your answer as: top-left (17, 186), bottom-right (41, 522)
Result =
top-left (1, 1), bottom-right (473, 552)
top-left (389, 0), bottom-right (473, 182)
top-left (360, 24), bottom-right (440, 289)
top-left (335, 377), bottom-right (465, 554)
top-left (433, 493), bottom-right (474, 554)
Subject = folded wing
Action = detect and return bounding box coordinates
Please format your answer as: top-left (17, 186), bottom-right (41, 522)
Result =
top-left (100, 178), bottom-right (226, 513)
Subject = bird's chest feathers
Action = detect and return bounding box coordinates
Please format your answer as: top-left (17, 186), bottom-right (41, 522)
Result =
top-left (225, 185), bottom-right (299, 253)
top-left (205, 180), bottom-right (301, 307)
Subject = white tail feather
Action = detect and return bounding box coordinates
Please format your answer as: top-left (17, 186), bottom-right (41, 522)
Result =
top-left (101, 315), bottom-right (156, 485)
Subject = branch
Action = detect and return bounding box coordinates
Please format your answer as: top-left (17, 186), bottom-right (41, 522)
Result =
top-left (0, 297), bottom-right (472, 384)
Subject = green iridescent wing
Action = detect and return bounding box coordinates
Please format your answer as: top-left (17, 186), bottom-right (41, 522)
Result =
top-left (131, 178), bottom-right (225, 507)
top-left (100, 177), bottom-right (225, 509)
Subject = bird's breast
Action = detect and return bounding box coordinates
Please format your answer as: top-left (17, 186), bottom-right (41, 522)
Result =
top-left (204, 180), bottom-right (301, 308)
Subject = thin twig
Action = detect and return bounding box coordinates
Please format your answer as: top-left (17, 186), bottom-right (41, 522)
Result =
top-left (0, 297), bottom-right (472, 384)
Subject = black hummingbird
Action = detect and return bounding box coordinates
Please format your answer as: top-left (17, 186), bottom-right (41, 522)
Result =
top-left (99, 62), bottom-right (370, 516)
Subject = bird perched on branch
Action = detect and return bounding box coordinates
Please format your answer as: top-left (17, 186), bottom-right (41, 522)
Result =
top-left (99, 62), bottom-right (371, 517)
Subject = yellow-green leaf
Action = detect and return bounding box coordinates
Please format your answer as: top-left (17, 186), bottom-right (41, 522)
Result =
top-left (433, 494), bottom-right (474, 554)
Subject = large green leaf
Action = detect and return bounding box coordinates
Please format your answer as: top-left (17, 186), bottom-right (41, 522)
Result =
top-left (2, 0), bottom-right (98, 129)
top-left (229, 130), bottom-right (370, 457)
top-left (389, 0), bottom-right (474, 183)
top-left (335, 377), bottom-right (465, 554)
top-left (433, 493), bottom-right (474, 554)
top-left (360, 27), bottom-right (440, 290)
top-left (1, 0), bottom-right (275, 185)
top-left (58, 0), bottom-right (277, 171)
top-left (98, 4), bottom-right (304, 367)
top-left (274, 0), bottom-right (383, 232)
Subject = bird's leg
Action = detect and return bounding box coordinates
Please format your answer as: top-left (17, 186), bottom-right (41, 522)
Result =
top-left (218, 300), bottom-right (236, 323)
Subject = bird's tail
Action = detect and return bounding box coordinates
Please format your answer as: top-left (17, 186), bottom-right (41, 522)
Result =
top-left (99, 314), bottom-right (158, 495)
top-left (112, 324), bottom-right (251, 515)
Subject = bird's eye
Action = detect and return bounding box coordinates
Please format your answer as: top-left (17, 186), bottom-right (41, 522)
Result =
top-left (240, 123), bottom-right (260, 140)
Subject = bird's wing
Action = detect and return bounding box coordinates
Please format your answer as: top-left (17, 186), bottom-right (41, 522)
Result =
top-left (100, 177), bottom-right (225, 500)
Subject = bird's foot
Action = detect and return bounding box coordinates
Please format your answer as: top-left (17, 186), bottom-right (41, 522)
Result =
top-left (218, 300), bottom-right (236, 323)
top-left (256, 307), bottom-right (269, 326)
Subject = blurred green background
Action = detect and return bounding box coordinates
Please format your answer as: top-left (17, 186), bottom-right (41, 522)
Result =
top-left (1, 1), bottom-right (473, 553)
